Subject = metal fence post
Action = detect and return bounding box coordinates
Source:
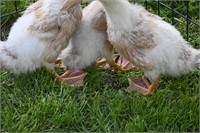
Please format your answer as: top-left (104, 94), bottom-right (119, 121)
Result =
top-left (171, 1), bottom-right (175, 25)
top-left (157, 0), bottom-right (160, 16)
top-left (186, 0), bottom-right (189, 41)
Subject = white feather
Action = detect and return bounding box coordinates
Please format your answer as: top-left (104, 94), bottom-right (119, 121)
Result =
top-left (61, 1), bottom-right (113, 70)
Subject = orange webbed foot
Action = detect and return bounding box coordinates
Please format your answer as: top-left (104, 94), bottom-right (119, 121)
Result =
top-left (96, 54), bottom-right (135, 72)
top-left (126, 77), bottom-right (159, 96)
top-left (60, 70), bottom-right (88, 87)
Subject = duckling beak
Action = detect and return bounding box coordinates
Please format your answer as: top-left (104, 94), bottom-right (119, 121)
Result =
top-left (61, 0), bottom-right (82, 11)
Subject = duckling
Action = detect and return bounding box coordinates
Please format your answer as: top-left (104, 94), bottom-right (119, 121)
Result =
top-left (63, 0), bottom-right (200, 95)
top-left (0, 0), bottom-right (82, 81)
top-left (59, 1), bottom-right (132, 86)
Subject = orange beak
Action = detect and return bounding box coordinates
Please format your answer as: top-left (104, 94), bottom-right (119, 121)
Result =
top-left (61, 0), bottom-right (82, 11)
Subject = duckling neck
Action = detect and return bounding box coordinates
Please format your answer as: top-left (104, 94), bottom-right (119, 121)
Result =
top-left (99, 0), bottom-right (130, 9)
top-left (99, 0), bottom-right (141, 29)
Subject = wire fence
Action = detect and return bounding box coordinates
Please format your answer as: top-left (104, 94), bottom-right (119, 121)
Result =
top-left (1, 0), bottom-right (200, 42)
top-left (147, 0), bottom-right (200, 41)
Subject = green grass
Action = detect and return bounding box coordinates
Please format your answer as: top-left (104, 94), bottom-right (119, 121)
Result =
top-left (1, 67), bottom-right (199, 132)
top-left (1, 0), bottom-right (200, 132)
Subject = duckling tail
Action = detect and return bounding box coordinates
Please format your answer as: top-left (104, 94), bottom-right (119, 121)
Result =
top-left (0, 41), bottom-right (19, 73)
top-left (188, 47), bottom-right (200, 70)
top-left (194, 49), bottom-right (200, 68)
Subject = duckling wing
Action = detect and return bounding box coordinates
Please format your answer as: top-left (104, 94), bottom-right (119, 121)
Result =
top-left (129, 30), bottom-right (156, 49)
top-left (29, 15), bottom-right (59, 32)
top-left (23, 0), bottom-right (42, 15)
top-left (91, 8), bottom-right (107, 31)
top-left (43, 10), bottom-right (82, 63)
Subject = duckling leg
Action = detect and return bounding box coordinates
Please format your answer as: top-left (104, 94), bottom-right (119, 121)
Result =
top-left (126, 77), bottom-right (159, 96)
top-left (55, 57), bottom-right (65, 69)
top-left (107, 58), bottom-right (130, 72)
top-left (48, 69), bottom-right (63, 81)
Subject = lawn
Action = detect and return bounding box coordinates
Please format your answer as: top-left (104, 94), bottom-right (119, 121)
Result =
top-left (0, 0), bottom-right (199, 132)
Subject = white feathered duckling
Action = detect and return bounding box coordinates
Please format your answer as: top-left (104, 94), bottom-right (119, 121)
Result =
top-left (0, 0), bottom-right (82, 81)
top-left (59, 1), bottom-right (132, 86)
top-left (64, 0), bottom-right (200, 95)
